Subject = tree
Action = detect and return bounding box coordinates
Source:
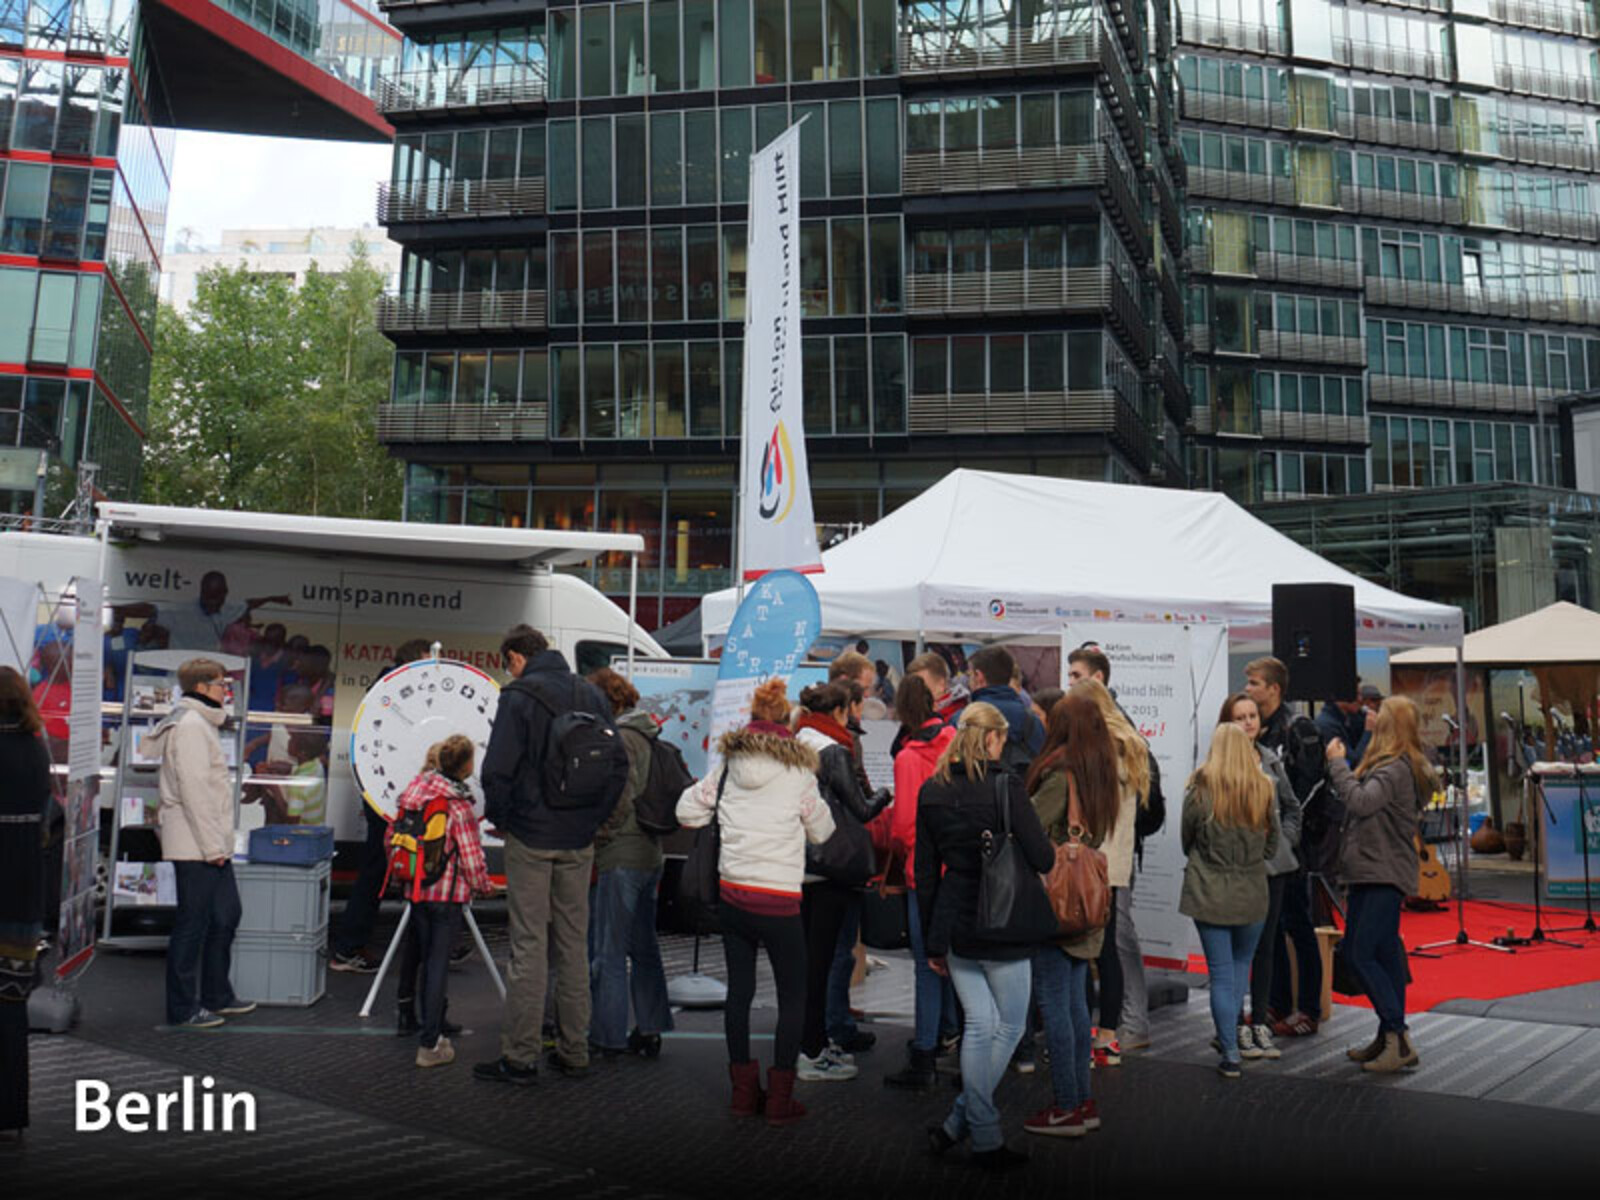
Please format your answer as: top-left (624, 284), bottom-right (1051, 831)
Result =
top-left (143, 250), bottom-right (402, 519)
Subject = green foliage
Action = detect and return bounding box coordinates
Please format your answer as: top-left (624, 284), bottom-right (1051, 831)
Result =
top-left (143, 249), bottom-right (401, 519)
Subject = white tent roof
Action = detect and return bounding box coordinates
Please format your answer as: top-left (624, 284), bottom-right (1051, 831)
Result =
top-left (1392, 601), bottom-right (1600, 667)
top-left (703, 470), bottom-right (1462, 649)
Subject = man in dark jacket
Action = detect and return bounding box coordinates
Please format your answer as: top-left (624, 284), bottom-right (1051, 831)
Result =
top-left (1315, 689), bottom-right (1371, 770)
top-left (474, 625), bottom-right (628, 1084)
top-left (1246, 656), bottom-right (1331, 1037)
top-left (963, 646), bottom-right (1043, 770)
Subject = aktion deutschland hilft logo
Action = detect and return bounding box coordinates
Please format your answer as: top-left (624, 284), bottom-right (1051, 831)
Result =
top-left (758, 423), bottom-right (798, 522)
top-left (988, 599), bottom-right (1006, 620)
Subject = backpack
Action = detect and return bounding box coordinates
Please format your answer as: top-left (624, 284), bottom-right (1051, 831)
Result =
top-left (1135, 747), bottom-right (1166, 840)
top-left (529, 677), bottom-right (628, 810)
top-left (386, 792), bottom-right (455, 902)
top-left (631, 728), bottom-right (695, 836)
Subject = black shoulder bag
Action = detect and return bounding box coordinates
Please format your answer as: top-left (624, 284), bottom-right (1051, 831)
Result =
top-left (975, 774), bottom-right (1059, 944)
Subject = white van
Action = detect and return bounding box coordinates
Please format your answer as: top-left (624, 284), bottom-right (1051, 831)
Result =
top-left (1, 504), bottom-right (664, 841)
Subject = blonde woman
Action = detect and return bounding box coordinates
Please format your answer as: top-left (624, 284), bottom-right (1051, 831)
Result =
top-left (1180, 724), bottom-right (1280, 1079)
top-left (916, 702), bottom-right (1054, 1172)
top-left (1070, 678), bottom-right (1149, 1063)
top-left (1326, 696), bottom-right (1437, 1074)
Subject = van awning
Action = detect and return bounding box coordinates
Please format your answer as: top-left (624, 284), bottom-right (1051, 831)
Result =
top-left (97, 504), bottom-right (643, 570)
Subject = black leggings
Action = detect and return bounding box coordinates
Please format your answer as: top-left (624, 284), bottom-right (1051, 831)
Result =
top-left (800, 880), bottom-right (854, 1058)
top-left (1248, 873), bottom-right (1288, 1025)
top-left (720, 901), bottom-right (806, 1070)
top-left (1093, 887), bottom-right (1123, 1032)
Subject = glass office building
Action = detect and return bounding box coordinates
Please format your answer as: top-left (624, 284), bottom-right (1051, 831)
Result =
top-left (378, 0), bottom-right (1187, 627)
top-left (1178, 0), bottom-right (1600, 508)
top-left (0, 0), bottom-right (396, 515)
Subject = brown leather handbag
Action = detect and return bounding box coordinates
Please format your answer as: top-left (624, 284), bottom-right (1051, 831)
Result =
top-left (1044, 773), bottom-right (1112, 937)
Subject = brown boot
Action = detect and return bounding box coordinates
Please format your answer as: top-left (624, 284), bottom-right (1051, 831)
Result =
top-left (1346, 1031), bottom-right (1386, 1063)
top-left (1398, 1032), bottom-right (1419, 1068)
top-left (1361, 1032), bottom-right (1406, 1074)
top-left (729, 1060), bottom-right (765, 1117)
top-left (764, 1067), bottom-right (807, 1126)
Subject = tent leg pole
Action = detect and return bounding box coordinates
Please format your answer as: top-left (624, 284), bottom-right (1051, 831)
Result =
top-left (628, 553), bottom-right (638, 676)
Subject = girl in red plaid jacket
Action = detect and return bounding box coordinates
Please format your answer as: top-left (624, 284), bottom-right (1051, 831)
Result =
top-left (395, 735), bottom-right (494, 1067)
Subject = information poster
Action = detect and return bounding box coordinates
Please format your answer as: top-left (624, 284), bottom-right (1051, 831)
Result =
top-left (1061, 621), bottom-right (1230, 969)
top-left (1543, 777), bottom-right (1600, 899)
top-left (58, 576), bottom-right (103, 978)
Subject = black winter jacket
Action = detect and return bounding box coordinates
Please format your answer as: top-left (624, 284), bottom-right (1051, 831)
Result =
top-left (481, 650), bottom-right (627, 851)
top-left (914, 760), bottom-right (1054, 962)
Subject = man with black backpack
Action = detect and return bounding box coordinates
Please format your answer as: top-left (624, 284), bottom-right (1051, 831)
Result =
top-left (1245, 655), bottom-right (1333, 1039)
top-left (475, 625), bottom-right (630, 1085)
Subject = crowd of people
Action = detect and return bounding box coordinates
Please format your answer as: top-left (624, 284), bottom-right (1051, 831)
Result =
top-left (0, 620), bottom-right (1436, 1158)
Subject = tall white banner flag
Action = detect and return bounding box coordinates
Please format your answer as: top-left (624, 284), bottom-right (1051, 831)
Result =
top-left (738, 124), bottom-right (822, 582)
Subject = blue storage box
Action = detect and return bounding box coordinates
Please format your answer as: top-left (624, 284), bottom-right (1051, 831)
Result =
top-left (248, 825), bottom-right (335, 865)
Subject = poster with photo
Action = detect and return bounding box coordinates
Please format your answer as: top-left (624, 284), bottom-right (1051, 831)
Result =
top-left (113, 861), bottom-right (177, 907)
top-left (57, 777), bottom-right (101, 978)
top-left (119, 791), bottom-right (160, 829)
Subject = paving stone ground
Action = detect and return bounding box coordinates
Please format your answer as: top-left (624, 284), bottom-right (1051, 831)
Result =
top-left (9, 905), bottom-right (1600, 1200)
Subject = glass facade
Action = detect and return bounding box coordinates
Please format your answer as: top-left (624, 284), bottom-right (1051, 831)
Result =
top-left (1178, 0), bottom-right (1600, 504)
top-left (378, 0), bottom-right (1186, 625)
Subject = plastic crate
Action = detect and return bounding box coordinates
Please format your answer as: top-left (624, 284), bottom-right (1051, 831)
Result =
top-left (235, 860), bottom-right (330, 936)
top-left (248, 825), bottom-right (335, 865)
top-left (230, 929), bottom-right (326, 1007)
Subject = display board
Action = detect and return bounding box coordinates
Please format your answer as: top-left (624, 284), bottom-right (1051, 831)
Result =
top-left (58, 576), bottom-right (103, 978)
top-left (1543, 776), bottom-right (1600, 899)
top-left (348, 657), bottom-right (500, 820)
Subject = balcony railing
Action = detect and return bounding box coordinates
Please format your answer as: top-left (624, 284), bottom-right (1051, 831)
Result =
top-left (378, 177), bottom-right (546, 224)
top-left (1351, 113), bottom-right (1457, 154)
top-left (1331, 37), bottom-right (1450, 83)
top-left (1157, 263), bottom-right (1184, 340)
top-left (1180, 90), bottom-right (1291, 133)
top-left (375, 64), bottom-right (547, 115)
top-left (1496, 133), bottom-right (1600, 175)
top-left (1154, 328), bottom-right (1186, 423)
top-left (1346, 186), bottom-right (1462, 225)
top-left (1151, 155), bottom-right (1182, 252)
top-left (1256, 330), bottom-right (1366, 367)
top-left (1487, 0), bottom-right (1598, 37)
top-left (1258, 411), bottom-right (1370, 445)
top-left (1362, 276), bottom-right (1600, 327)
top-left (1367, 375), bottom-right (1534, 415)
top-left (1495, 62), bottom-right (1597, 106)
top-left (1185, 166), bottom-right (1290, 207)
top-left (1177, 14), bottom-right (1287, 56)
top-left (377, 403), bottom-right (551, 442)
top-left (908, 388), bottom-right (1149, 469)
top-left (1256, 252), bottom-right (1363, 291)
top-left (376, 289), bottom-right (548, 333)
top-left (1502, 204), bottom-right (1600, 243)
top-left (905, 265), bottom-right (1148, 362)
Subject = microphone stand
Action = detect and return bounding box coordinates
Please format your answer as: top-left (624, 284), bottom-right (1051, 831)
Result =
top-left (1493, 716), bottom-right (1579, 949)
top-left (1413, 715), bottom-right (1511, 958)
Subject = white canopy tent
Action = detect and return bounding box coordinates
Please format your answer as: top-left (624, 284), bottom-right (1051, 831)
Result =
top-left (703, 470), bottom-right (1463, 652)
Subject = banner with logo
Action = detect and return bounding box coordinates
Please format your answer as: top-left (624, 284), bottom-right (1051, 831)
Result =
top-left (1061, 621), bottom-right (1230, 968)
top-left (1543, 777), bottom-right (1600, 899)
top-left (738, 123), bottom-right (822, 582)
top-left (707, 571), bottom-right (822, 777)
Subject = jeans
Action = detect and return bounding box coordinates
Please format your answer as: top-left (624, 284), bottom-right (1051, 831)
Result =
top-left (800, 880), bottom-right (854, 1058)
top-left (333, 805), bottom-right (387, 956)
top-left (412, 901), bottom-right (464, 1048)
top-left (501, 839), bottom-right (593, 1068)
top-left (825, 894), bottom-right (862, 1043)
top-left (906, 892), bottom-right (956, 1052)
top-left (1346, 884), bottom-right (1408, 1035)
top-left (1033, 948), bottom-right (1092, 1110)
top-left (589, 866), bottom-right (674, 1050)
top-left (166, 860), bottom-right (243, 1024)
top-left (1196, 919), bottom-right (1265, 1066)
top-left (1247, 874), bottom-right (1288, 1025)
top-left (1270, 868), bottom-right (1322, 1017)
top-left (944, 954), bottom-right (1032, 1152)
top-left (1115, 875), bottom-right (1150, 1041)
top-left (720, 902), bottom-right (807, 1069)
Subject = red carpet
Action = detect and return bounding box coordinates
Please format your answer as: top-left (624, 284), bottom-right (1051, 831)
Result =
top-left (1360, 900), bottom-right (1600, 1012)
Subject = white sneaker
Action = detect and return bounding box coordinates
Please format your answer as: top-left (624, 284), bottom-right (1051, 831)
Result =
top-left (797, 1048), bottom-right (858, 1081)
top-left (1238, 1024), bottom-right (1264, 1060)
top-left (824, 1040), bottom-right (856, 1067)
top-left (1251, 1024), bottom-right (1281, 1060)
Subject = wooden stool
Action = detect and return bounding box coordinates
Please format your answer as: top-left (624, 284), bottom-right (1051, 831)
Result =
top-left (1314, 926), bottom-right (1341, 1023)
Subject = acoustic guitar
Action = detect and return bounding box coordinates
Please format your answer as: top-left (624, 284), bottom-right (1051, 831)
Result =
top-left (1410, 835), bottom-right (1452, 907)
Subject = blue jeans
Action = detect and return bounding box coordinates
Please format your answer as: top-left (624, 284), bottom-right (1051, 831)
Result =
top-left (906, 890), bottom-right (957, 1052)
top-left (825, 894), bottom-right (861, 1043)
top-left (1195, 919), bottom-right (1265, 1066)
top-left (1346, 884), bottom-right (1408, 1035)
top-left (1033, 948), bottom-right (1091, 1110)
top-left (166, 861), bottom-right (242, 1024)
top-left (944, 954), bottom-right (1032, 1152)
top-left (589, 866), bottom-right (673, 1050)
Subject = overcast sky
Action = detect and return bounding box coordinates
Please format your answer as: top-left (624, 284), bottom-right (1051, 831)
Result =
top-left (163, 131), bottom-right (393, 252)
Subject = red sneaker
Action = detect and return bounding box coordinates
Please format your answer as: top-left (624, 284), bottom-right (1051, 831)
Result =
top-left (1271, 1011), bottom-right (1319, 1038)
top-left (1077, 1099), bottom-right (1102, 1131)
top-left (1091, 1040), bottom-right (1122, 1068)
top-left (1023, 1105), bottom-right (1087, 1138)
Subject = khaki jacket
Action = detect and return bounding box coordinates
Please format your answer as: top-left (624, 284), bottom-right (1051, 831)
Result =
top-left (148, 697), bottom-right (233, 862)
top-left (1178, 782), bottom-right (1279, 927)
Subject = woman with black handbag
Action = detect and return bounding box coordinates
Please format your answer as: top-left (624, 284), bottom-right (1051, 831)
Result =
top-left (1022, 692), bottom-right (1120, 1138)
top-left (676, 679), bottom-right (835, 1125)
top-left (1, 667), bottom-right (53, 1136)
top-left (915, 702), bottom-right (1055, 1172)
top-left (794, 681), bottom-right (890, 1083)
